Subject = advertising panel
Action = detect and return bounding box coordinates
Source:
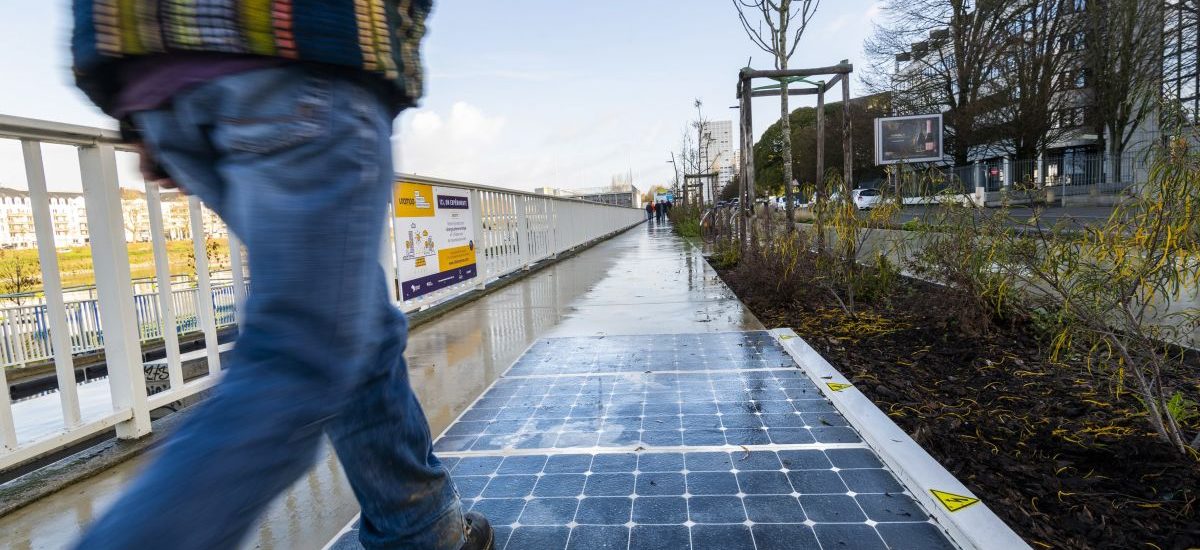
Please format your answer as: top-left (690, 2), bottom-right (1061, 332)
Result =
top-left (874, 114), bottom-right (944, 165)
top-left (394, 182), bottom-right (478, 301)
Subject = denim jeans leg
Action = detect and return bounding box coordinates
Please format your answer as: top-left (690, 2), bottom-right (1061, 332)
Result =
top-left (73, 66), bottom-right (459, 550)
top-left (325, 270), bottom-right (464, 549)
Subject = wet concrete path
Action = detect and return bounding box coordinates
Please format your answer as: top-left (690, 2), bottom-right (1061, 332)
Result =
top-left (328, 223), bottom-right (957, 549)
top-left (1, 221), bottom-right (763, 550)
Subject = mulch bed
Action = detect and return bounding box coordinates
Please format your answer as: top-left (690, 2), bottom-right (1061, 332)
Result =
top-left (716, 262), bottom-right (1200, 550)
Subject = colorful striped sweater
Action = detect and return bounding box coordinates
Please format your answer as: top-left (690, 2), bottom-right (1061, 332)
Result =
top-left (72, 0), bottom-right (431, 115)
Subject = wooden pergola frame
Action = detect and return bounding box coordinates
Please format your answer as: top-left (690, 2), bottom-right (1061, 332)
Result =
top-left (736, 60), bottom-right (854, 243)
top-left (682, 172), bottom-right (718, 209)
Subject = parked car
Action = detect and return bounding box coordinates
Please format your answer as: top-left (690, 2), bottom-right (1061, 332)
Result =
top-left (852, 188), bottom-right (882, 210)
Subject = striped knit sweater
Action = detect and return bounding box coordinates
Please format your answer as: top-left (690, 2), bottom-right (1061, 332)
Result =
top-left (72, 0), bottom-right (431, 115)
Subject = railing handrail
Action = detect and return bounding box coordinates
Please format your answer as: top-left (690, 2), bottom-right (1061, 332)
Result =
top-left (0, 114), bottom-right (131, 149)
top-left (396, 172), bottom-right (644, 208)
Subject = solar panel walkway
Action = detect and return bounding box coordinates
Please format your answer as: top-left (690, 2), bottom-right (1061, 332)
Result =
top-left (333, 331), bottom-right (959, 549)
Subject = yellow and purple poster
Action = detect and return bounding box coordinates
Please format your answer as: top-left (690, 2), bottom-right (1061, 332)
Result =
top-left (394, 182), bottom-right (478, 301)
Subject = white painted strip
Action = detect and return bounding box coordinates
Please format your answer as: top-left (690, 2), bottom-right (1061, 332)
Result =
top-left (437, 442), bottom-right (870, 459)
top-left (500, 366), bottom-right (800, 380)
top-left (321, 516), bottom-right (358, 550)
top-left (770, 328), bottom-right (1030, 550)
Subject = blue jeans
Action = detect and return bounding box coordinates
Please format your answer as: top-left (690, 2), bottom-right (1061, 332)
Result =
top-left (74, 66), bottom-right (463, 550)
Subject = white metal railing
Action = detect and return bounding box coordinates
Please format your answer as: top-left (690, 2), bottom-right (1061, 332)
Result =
top-left (0, 283), bottom-right (245, 369)
top-left (0, 114), bottom-right (643, 472)
top-left (0, 114), bottom-right (245, 471)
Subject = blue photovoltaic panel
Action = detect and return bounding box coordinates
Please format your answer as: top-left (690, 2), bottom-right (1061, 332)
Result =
top-left (330, 332), bottom-right (957, 549)
top-left (446, 450), bottom-right (954, 550)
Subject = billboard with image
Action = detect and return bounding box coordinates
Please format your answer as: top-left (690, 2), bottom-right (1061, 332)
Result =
top-left (874, 114), bottom-right (944, 165)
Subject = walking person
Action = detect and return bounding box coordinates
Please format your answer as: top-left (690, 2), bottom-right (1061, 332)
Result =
top-left (69, 2), bottom-right (492, 549)
top-left (646, 201), bottom-right (654, 221)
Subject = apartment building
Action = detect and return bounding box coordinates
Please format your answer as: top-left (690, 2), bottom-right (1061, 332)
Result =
top-left (0, 186), bottom-right (226, 249)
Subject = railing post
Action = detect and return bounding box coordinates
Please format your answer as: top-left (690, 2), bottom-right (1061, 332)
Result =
top-left (79, 143), bottom-right (151, 439)
top-left (144, 183), bottom-right (184, 390)
top-left (188, 197), bottom-right (221, 374)
top-left (470, 189), bottom-right (487, 291)
top-left (24, 141), bottom-right (83, 428)
top-left (229, 232), bottom-right (249, 325)
top-left (516, 196), bottom-right (530, 269)
top-left (0, 359), bottom-right (14, 450)
top-left (549, 200), bottom-right (560, 258)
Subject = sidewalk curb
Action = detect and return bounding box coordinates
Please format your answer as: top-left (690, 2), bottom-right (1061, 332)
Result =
top-left (770, 328), bottom-right (1030, 550)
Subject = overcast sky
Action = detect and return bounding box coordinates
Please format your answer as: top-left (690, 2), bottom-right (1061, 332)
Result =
top-left (0, 0), bottom-right (885, 192)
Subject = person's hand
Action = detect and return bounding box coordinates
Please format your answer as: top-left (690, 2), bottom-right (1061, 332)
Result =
top-left (133, 141), bottom-right (186, 194)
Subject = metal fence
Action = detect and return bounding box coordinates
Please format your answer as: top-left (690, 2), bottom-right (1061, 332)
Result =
top-left (949, 153), bottom-right (1148, 195)
top-left (0, 114), bottom-right (643, 472)
top-left (0, 283), bottom-right (244, 369)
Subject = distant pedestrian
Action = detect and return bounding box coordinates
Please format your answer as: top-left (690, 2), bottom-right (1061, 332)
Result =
top-left (69, 1), bottom-right (493, 550)
top-left (655, 200), bottom-right (664, 222)
top-left (646, 202), bottom-right (654, 221)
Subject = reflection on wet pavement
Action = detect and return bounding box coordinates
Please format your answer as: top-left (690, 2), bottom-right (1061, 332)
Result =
top-left (0, 222), bottom-right (761, 550)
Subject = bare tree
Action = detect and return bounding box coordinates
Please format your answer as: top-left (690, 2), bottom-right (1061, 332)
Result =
top-left (1083, 0), bottom-right (1164, 181)
top-left (677, 126), bottom-right (699, 207)
top-left (864, 0), bottom-right (1010, 165)
top-left (1164, 0), bottom-right (1200, 125)
top-left (993, 0), bottom-right (1081, 161)
top-left (734, 0), bottom-right (822, 227)
top-left (692, 99), bottom-right (717, 204)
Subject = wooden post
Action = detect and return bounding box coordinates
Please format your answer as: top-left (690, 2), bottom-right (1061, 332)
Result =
top-left (739, 77), bottom-right (755, 249)
top-left (841, 75), bottom-right (854, 194)
top-left (816, 87), bottom-right (825, 198)
top-left (682, 173), bottom-right (689, 209)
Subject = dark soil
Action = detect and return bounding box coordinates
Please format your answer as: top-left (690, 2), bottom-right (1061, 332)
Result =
top-left (716, 261), bottom-right (1200, 550)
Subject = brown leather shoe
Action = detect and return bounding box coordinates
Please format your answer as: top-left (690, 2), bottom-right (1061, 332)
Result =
top-left (460, 511), bottom-right (494, 550)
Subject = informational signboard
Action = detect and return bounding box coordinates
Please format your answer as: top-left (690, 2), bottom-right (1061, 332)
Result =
top-left (874, 114), bottom-right (944, 165)
top-left (654, 193), bottom-right (674, 203)
top-left (393, 182), bottom-right (478, 301)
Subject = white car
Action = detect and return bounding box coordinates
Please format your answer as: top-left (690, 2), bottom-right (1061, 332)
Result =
top-left (852, 188), bottom-right (882, 210)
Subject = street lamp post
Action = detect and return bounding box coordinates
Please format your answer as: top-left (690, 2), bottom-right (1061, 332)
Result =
top-left (667, 155), bottom-right (681, 206)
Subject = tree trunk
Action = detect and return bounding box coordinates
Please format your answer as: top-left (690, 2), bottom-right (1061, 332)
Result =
top-left (1109, 135), bottom-right (1123, 186)
top-left (781, 83), bottom-right (796, 232)
top-left (842, 75), bottom-right (855, 313)
top-left (777, 2), bottom-right (796, 233)
top-left (815, 88), bottom-right (826, 253)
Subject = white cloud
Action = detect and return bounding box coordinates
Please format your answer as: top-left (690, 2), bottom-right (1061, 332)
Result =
top-left (409, 110), bottom-right (443, 134)
top-left (396, 102), bottom-right (508, 182)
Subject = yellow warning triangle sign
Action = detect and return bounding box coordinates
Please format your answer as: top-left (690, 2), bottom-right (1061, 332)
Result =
top-left (826, 382), bottom-right (852, 392)
top-left (930, 489), bottom-right (980, 512)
